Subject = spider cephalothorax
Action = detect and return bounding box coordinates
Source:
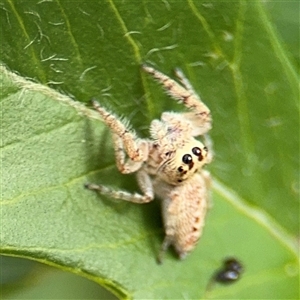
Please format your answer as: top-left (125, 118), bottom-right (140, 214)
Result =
top-left (85, 65), bottom-right (213, 263)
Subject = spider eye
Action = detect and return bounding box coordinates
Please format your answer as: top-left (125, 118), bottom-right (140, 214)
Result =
top-left (178, 166), bottom-right (184, 172)
top-left (192, 147), bottom-right (201, 156)
top-left (182, 154), bottom-right (192, 164)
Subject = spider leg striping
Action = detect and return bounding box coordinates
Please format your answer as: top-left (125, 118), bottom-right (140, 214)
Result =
top-left (92, 99), bottom-right (148, 162)
top-left (142, 65), bottom-right (212, 136)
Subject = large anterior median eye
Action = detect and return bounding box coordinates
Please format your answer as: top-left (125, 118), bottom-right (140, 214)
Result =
top-left (192, 146), bottom-right (204, 161)
top-left (192, 147), bottom-right (201, 156)
top-left (182, 154), bottom-right (192, 164)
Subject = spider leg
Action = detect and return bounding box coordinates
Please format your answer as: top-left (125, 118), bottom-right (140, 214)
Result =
top-left (157, 235), bottom-right (172, 264)
top-left (86, 102), bottom-right (153, 203)
top-left (142, 65), bottom-right (212, 136)
top-left (85, 168), bottom-right (154, 204)
top-left (112, 133), bottom-right (146, 174)
top-left (92, 99), bottom-right (149, 162)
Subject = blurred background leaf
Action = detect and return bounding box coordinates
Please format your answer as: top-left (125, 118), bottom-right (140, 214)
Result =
top-left (1, 1), bottom-right (299, 299)
top-left (1, 256), bottom-right (117, 299)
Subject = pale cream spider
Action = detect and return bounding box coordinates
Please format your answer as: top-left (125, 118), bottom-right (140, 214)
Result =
top-left (85, 65), bottom-right (212, 263)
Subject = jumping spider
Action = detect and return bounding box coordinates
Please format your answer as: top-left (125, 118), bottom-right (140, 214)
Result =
top-left (85, 65), bottom-right (212, 263)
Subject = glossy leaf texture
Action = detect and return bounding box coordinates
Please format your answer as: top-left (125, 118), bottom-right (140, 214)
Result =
top-left (1, 1), bottom-right (299, 299)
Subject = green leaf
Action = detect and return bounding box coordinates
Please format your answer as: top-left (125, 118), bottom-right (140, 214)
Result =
top-left (1, 256), bottom-right (117, 300)
top-left (1, 1), bottom-right (299, 299)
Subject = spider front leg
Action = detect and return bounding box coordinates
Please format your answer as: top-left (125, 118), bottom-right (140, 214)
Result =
top-left (142, 65), bottom-right (212, 136)
top-left (91, 99), bottom-right (148, 163)
top-left (85, 100), bottom-right (154, 204)
top-left (112, 133), bottom-right (147, 174)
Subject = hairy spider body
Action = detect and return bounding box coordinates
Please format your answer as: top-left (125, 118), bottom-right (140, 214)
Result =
top-left (85, 65), bottom-right (212, 263)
